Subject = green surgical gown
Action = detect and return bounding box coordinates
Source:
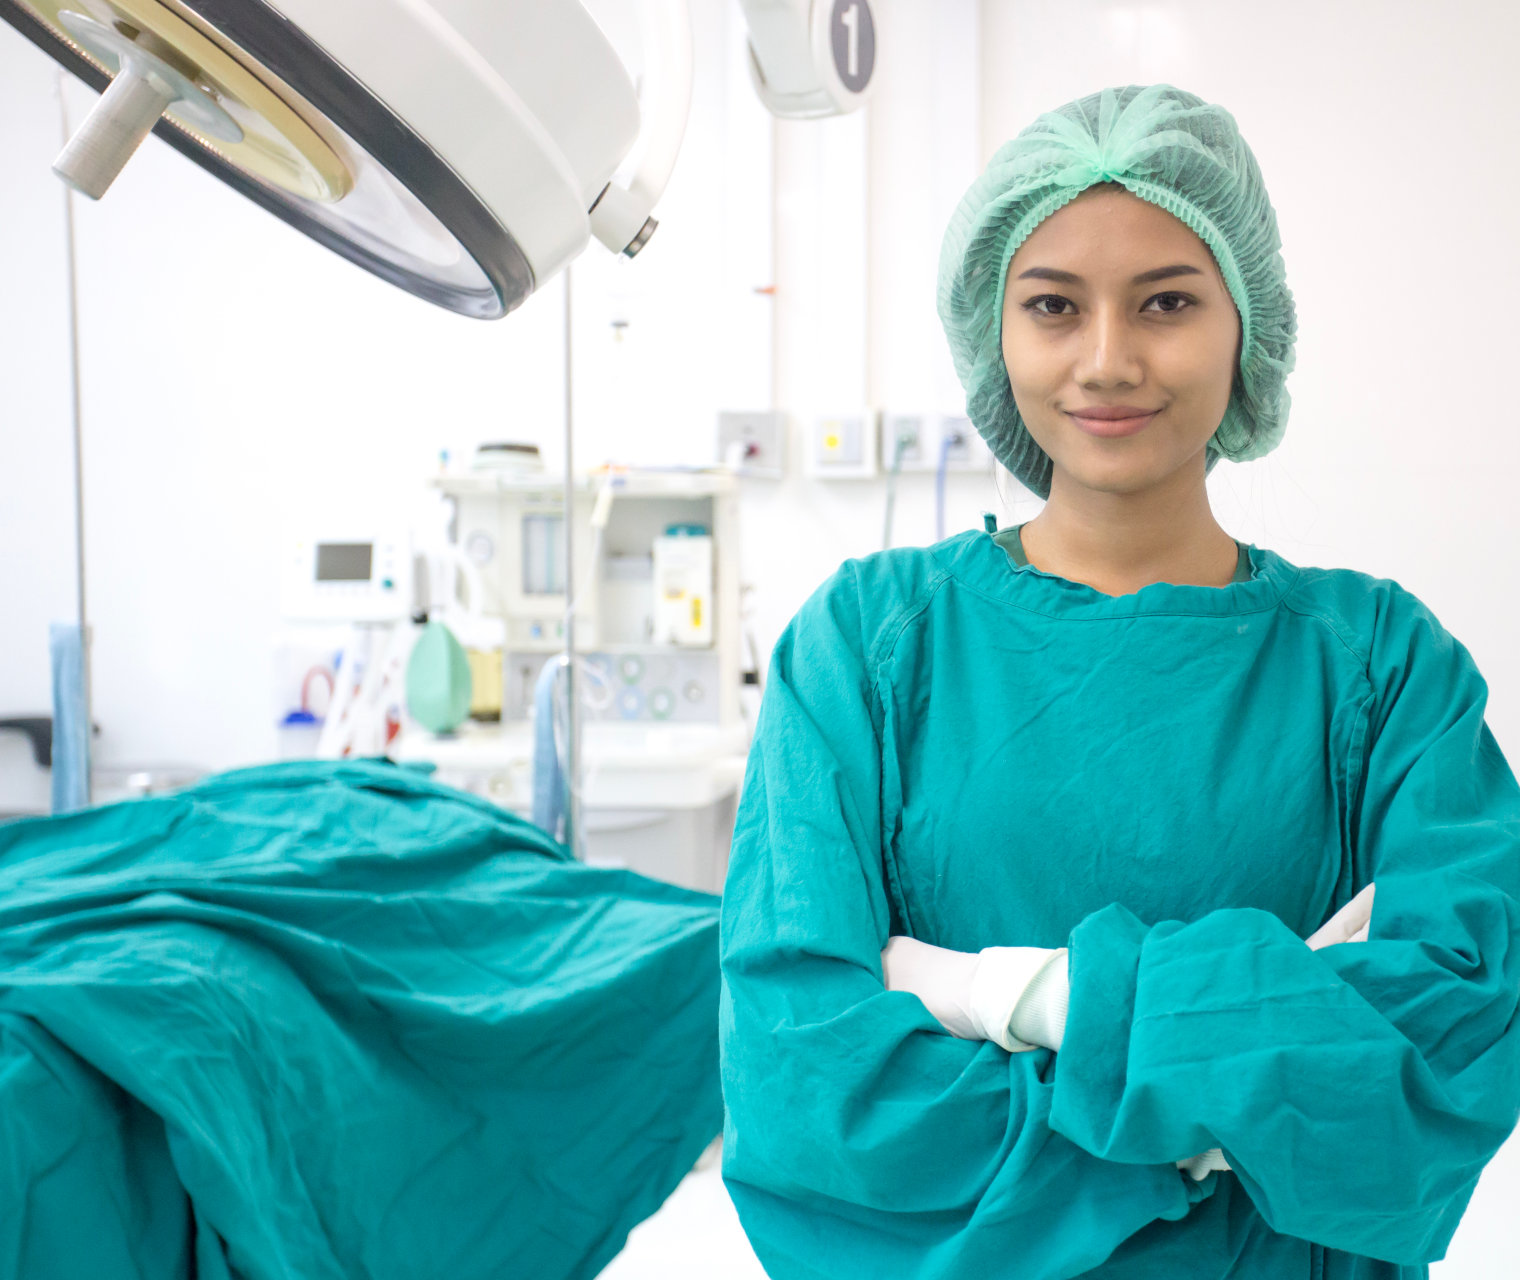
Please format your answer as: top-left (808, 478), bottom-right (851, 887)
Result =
top-left (718, 528), bottom-right (1520, 1279)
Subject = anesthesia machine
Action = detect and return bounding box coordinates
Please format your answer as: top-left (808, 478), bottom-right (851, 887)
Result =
top-left (390, 454), bottom-right (750, 894)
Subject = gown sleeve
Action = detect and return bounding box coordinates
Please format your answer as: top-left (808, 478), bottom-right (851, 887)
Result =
top-left (1046, 582), bottom-right (1520, 1266)
top-left (718, 561), bottom-right (1215, 1279)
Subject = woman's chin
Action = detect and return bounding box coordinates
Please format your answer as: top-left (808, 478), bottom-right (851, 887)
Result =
top-left (1045, 439), bottom-right (1213, 497)
top-left (1050, 455), bottom-right (1166, 497)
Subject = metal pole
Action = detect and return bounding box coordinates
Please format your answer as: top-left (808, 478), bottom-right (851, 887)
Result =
top-left (561, 266), bottom-right (581, 858)
top-left (58, 69), bottom-right (92, 806)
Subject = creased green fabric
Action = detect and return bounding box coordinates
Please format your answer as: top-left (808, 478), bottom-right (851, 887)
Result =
top-left (719, 530), bottom-right (1520, 1279)
top-left (0, 759), bottom-right (722, 1279)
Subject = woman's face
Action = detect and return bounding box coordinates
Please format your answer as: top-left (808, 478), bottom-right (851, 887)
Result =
top-left (1000, 184), bottom-right (1242, 499)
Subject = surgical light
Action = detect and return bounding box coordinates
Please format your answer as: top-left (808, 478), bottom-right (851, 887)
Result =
top-left (1, 0), bottom-right (880, 318)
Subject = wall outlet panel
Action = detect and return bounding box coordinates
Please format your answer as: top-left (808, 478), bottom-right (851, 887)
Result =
top-left (880, 411), bottom-right (991, 474)
top-left (806, 411), bottom-right (880, 479)
top-left (881, 411), bottom-right (929, 470)
top-left (717, 410), bottom-right (787, 478)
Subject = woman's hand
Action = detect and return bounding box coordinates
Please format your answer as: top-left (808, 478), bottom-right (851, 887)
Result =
top-left (880, 936), bottom-right (1066, 1051)
top-left (879, 935), bottom-right (985, 1040)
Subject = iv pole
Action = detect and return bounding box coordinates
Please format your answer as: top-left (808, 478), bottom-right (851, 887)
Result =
top-left (56, 66), bottom-right (93, 811)
top-left (561, 265), bottom-right (582, 859)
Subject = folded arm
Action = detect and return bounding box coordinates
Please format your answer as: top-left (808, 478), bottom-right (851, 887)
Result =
top-left (1042, 590), bottom-right (1520, 1265)
top-left (879, 883), bottom-right (1380, 1180)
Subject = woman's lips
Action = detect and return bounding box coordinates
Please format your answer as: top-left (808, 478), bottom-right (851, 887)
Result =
top-left (1066, 410), bottom-right (1158, 437)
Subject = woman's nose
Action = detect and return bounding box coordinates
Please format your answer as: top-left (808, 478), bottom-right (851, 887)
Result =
top-left (1073, 305), bottom-right (1144, 388)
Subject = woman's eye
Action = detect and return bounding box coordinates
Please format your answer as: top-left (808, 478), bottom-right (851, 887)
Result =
top-left (1144, 292), bottom-right (1193, 314)
top-left (1023, 296), bottom-right (1072, 317)
top-left (1021, 292), bottom-right (1195, 318)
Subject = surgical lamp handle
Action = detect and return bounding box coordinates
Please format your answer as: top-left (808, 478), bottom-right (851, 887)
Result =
top-left (53, 57), bottom-right (174, 200)
top-left (588, 0), bottom-right (693, 257)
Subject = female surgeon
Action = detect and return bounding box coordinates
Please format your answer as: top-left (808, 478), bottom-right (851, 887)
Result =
top-left (717, 83), bottom-right (1520, 1279)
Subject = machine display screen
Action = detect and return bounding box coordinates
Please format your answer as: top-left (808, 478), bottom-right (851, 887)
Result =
top-left (315, 542), bottom-right (374, 582)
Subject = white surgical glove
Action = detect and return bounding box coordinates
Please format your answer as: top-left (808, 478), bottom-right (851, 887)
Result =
top-left (1008, 947), bottom-right (1070, 1051)
top-left (1177, 1148), bottom-right (1232, 1181)
top-left (1306, 882), bottom-right (1376, 950)
top-left (880, 935), bottom-right (1067, 1052)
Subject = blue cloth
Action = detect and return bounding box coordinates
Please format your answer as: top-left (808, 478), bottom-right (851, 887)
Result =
top-left (48, 622), bottom-right (89, 814)
top-left (533, 655), bottom-right (567, 843)
top-left (0, 759), bottom-right (722, 1278)
top-left (719, 529), bottom-right (1520, 1279)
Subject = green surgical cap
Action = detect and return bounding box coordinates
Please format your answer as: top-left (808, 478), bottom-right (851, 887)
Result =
top-left (937, 83), bottom-right (1297, 500)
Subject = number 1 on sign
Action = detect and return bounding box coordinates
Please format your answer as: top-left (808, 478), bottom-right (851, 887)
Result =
top-left (841, 2), bottom-right (860, 79)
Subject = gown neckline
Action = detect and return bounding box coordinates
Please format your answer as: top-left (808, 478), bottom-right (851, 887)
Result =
top-left (930, 526), bottom-right (1300, 621)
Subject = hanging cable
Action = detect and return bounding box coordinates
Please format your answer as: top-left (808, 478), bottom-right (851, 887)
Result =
top-left (935, 424), bottom-right (966, 543)
top-left (882, 424), bottom-right (914, 549)
top-left (541, 468), bottom-right (618, 841)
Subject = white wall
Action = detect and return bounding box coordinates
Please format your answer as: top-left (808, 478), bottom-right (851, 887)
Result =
top-left (2, 1), bottom-right (1518, 1266)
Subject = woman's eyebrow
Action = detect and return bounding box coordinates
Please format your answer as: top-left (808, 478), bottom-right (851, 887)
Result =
top-left (1014, 264), bottom-right (1205, 285)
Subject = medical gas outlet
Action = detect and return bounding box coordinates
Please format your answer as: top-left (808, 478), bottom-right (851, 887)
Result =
top-left (806, 411), bottom-right (880, 479)
top-left (880, 412), bottom-right (991, 473)
top-left (717, 410), bottom-right (787, 479)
